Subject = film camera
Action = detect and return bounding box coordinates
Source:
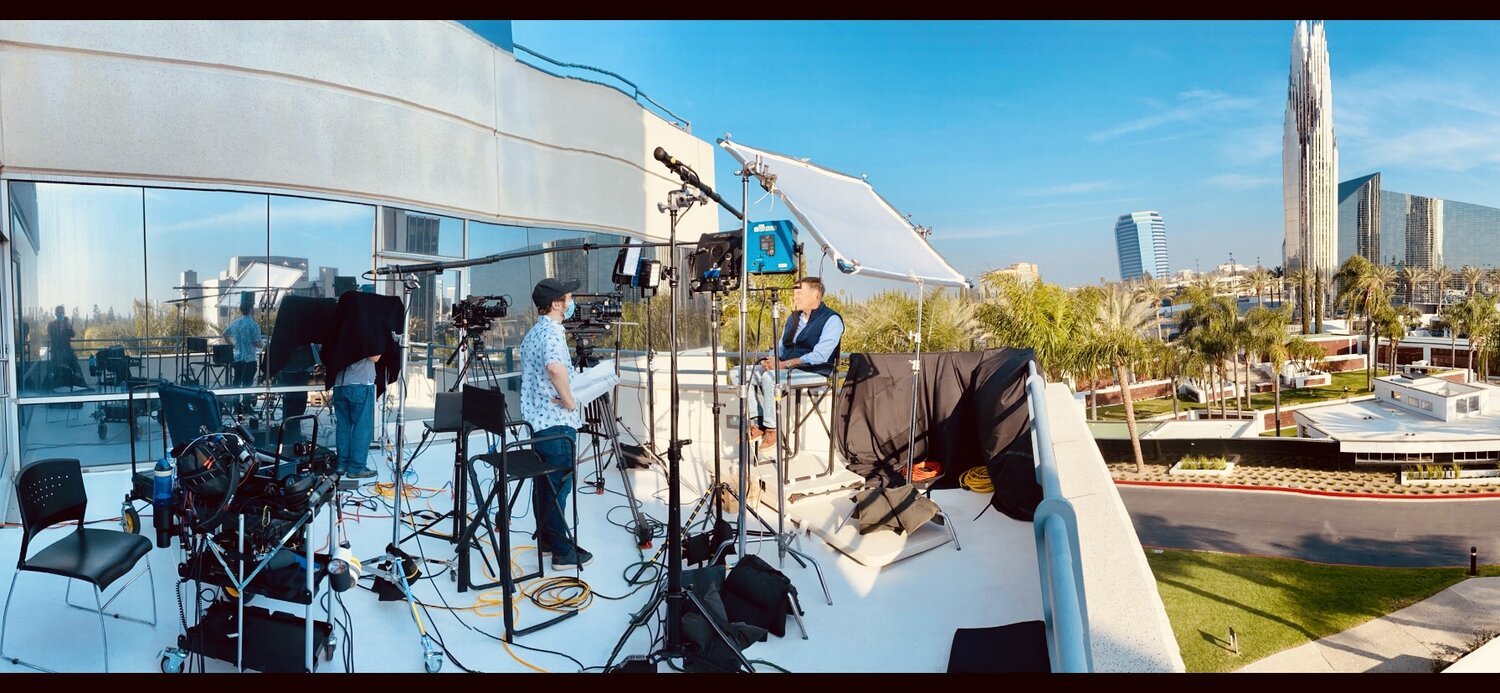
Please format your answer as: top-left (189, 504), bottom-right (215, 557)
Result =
top-left (451, 295), bottom-right (510, 332)
top-left (564, 292), bottom-right (624, 368)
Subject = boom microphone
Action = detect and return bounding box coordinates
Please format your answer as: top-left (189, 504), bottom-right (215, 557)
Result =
top-left (653, 146), bottom-right (676, 169)
top-left (652, 146), bottom-right (745, 221)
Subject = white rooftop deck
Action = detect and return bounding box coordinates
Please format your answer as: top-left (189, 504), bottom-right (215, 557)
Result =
top-left (0, 362), bottom-right (1181, 673)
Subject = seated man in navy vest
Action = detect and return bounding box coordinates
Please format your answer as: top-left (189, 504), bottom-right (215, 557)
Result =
top-left (748, 276), bottom-right (843, 451)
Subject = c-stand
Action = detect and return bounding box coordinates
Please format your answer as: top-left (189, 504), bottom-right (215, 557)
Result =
top-left (603, 179), bottom-right (756, 673)
top-left (354, 272), bottom-right (445, 673)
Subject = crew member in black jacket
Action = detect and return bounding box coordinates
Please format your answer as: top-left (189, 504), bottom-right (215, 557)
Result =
top-left (323, 291), bottom-right (402, 480)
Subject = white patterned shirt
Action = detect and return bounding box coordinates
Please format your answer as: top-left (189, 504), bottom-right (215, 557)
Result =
top-left (520, 316), bottom-right (580, 431)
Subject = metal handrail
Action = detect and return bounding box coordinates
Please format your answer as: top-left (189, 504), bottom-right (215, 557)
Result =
top-left (512, 43), bottom-right (691, 132)
top-left (1026, 360), bottom-right (1094, 672)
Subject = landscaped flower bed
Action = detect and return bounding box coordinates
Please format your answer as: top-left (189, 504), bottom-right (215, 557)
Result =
top-left (1169, 454), bottom-right (1239, 478)
top-left (1400, 465), bottom-right (1500, 487)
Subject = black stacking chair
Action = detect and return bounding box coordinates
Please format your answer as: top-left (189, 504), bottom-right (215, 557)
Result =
top-left (1, 458), bottom-right (156, 672)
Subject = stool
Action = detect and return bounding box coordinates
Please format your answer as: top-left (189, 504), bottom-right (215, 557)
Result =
top-left (459, 428), bottom-right (579, 642)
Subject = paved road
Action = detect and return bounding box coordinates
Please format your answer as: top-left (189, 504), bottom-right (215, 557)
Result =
top-left (1118, 484), bottom-right (1500, 567)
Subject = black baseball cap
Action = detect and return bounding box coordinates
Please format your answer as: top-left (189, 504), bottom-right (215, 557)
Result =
top-left (532, 277), bottom-right (581, 309)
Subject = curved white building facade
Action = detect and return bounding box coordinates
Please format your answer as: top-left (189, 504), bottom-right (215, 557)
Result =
top-left (0, 21), bottom-right (718, 514)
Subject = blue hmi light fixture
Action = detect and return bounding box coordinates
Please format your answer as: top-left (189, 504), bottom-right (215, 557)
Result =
top-left (748, 220), bottom-right (797, 275)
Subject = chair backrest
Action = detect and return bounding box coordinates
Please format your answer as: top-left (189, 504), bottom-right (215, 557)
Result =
top-left (15, 458), bottom-right (87, 560)
top-left (212, 343), bottom-right (236, 365)
top-left (157, 382), bottom-right (223, 449)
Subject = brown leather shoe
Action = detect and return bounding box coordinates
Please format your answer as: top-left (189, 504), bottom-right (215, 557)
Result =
top-left (757, 428), bottom-right (779, 451)
top-left (747, 422), bottom-right (765, 441)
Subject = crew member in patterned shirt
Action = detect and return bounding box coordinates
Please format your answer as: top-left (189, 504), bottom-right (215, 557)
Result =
top-left (520, 277), bottom-right (590, 569)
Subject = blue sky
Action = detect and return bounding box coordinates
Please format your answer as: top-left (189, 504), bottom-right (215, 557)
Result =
top-left (502, 20), bottom-right (1500, 289)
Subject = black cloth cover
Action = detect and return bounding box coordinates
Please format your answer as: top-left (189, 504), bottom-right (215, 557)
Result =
top-left (721, 554), bottom-right (800, 639)
top-left (265, 295), bottom-right (336, 379)
top-left (836, 348), bottom-right (1042, 521)
top-left (680, 565), bottom-right (766, 672)
top-left (947, 620), bottom-right (1051, 673)
top-left (322, 291), bottom-right (403, 397)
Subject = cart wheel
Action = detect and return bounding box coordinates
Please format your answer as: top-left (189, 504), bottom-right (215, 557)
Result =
top-left (97, 422), bottom-right (108, 440)
top-left (160, 650), bottom-right (185, 673)
top-left (122, 507), bottom-right (141, 535)
top-left (424, 652), bottom-right (443, 673)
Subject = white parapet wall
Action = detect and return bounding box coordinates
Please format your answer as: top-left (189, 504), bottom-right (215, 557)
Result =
top-left (1044, 382), bottom-right (1186, 672)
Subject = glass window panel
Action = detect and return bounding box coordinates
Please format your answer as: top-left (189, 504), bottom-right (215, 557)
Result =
top-left (10, 182), bottom-right (147, 398)
top-left (381, 207), bottom-right (461, 257)
top-left (269, 196), bottom-right (375, 391)
top-left (468, 222), bottom-right (533, 382)
top-left (144, 188), bottom-right (269, 390)
top-left (19, 399), bottom-right (165, 469)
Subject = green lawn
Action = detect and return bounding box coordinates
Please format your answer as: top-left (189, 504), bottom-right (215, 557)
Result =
top-left (1096, 369), bottom-right (1389, 422)
top-left (1258, 426), bottom-right (1299, 437)
top-left (1147, 549), bottom-right (1500, 672)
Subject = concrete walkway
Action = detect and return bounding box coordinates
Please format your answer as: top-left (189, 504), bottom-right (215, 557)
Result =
top-left (1238, 576), bottom-right (1500, 672)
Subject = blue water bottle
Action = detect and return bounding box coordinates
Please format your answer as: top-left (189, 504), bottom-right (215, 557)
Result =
top-left (153, 457), bottom-right (174, 548)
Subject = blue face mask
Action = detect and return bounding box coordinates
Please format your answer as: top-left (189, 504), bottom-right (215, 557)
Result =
top-left (563, 299), bottom-right (576, 320)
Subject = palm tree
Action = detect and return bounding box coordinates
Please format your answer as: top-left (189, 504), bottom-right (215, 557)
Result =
top-left (1178, 282), bottom-right (1237, 417)
top-left (977, 272), bottom-right (1088, 382)
top-left (1399, 265), bottom-right (1429, 306)
top-left (1146, 340), bottom-right (1203, 420)
top-left (1091, 283), bottom-right (1156, 473)
top-left (1247, 305), bottom-right (1297, 435)
top-left (1336, 258), bottom-right (1396, 389)
top-left (1286, 266), bottom-right (1310, 333)
top-left (1463, 265), bottom-right (1484, 297)
top-left (1433, 264), bottom-right (1455, 311)
top-left (1379, 305), bottom-right (1422, 373)
top-left (1248, 269), bottom-right (1273, 307)
top-left (1442, 301), bottom-right (1465, 371)
top-left (1454, 294), bottom-right (1498, 380)
top-left (1135, 275), bottom-right (1173, 342)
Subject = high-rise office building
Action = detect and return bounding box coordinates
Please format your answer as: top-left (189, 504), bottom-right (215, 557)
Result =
top-left (1405, 196), bottom-right (1444, 269)
top-left (1337, 172), bottom-right (1381, 264)
top-left (1283, 20), bottom-right (1339, 281)
top-left (1114, 211), bottom-right (1169, 281)
top-left (1337, 173), bottom-right (1500, 271)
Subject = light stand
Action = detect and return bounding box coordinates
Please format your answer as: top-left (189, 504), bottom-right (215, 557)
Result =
top-left (645, 286), bottom-right (658, 453)
top-left (356, 272), bottom-right (444, 673)
top-left (662, 185), bottom-right (695, 657)
top-left (901, 281), bottom-right (962, 551)
top-left (603, 181), bottom-right (760, 673)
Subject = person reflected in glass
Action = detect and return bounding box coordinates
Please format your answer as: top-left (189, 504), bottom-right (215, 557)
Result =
top-left (46, 304), bottom-right (88, 391)
top-left (223, 300), bottom-right (264, 414)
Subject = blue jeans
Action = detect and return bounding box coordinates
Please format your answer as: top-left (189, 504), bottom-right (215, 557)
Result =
top-left (333, 383), bottom-right (375, 474)
top-left (750, 365), bottom-right (828, 430)
top-left (530, 425), bottom-right (578, 553)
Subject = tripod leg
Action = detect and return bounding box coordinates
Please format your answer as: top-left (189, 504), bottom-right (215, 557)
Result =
top-left (939, 511), bottom-right (962, 551)
top-left (788, 592), bottom-right (809, 640)
top-left (783, 545), bottom-right (833, 606)
top-left (603, 582), bottom-right (665, 671)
